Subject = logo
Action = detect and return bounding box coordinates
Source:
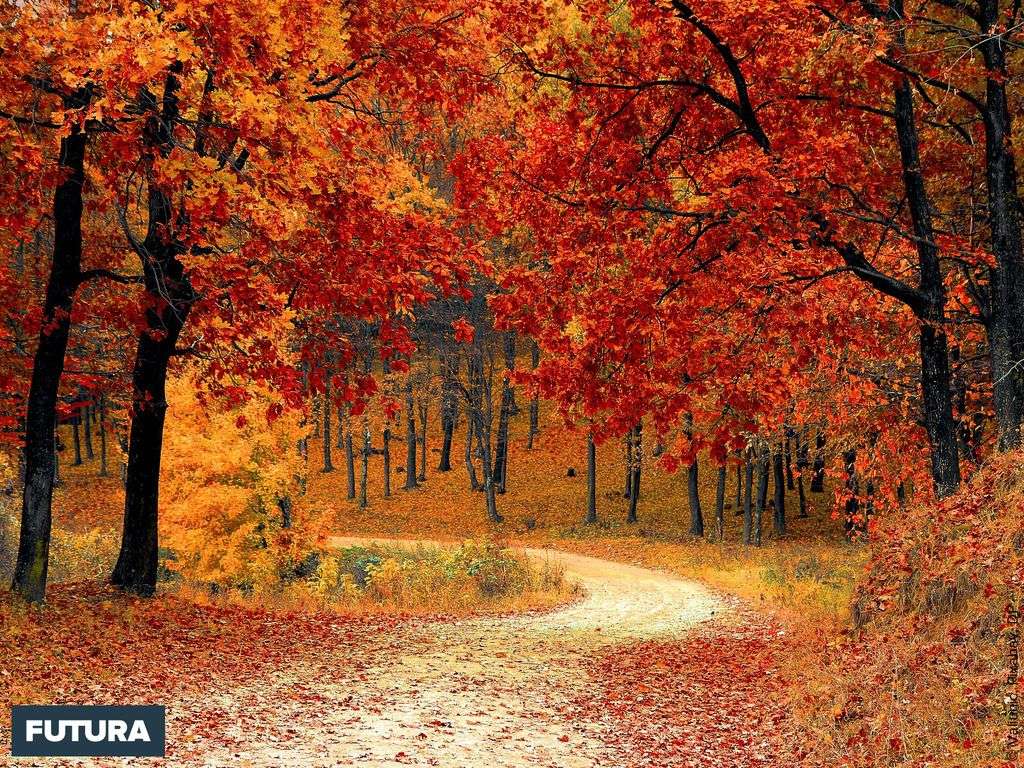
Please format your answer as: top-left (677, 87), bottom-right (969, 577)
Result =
top-left (11, 705), bottom-right (165, 757)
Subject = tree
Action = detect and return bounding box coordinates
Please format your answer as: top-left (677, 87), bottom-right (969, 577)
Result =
top-left (586, 432), bottom-right (597, 525)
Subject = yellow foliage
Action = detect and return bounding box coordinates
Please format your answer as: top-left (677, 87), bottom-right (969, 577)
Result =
top-left (160, 377), bottom-right (323, 590)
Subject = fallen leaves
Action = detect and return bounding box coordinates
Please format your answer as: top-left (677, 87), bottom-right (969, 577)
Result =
top-left (573, 608), bottom-right (819, 768)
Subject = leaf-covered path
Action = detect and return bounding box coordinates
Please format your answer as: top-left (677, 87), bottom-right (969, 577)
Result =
top-left (15, 548), bottom-right (804, 767)
top-left (184, 546), bottom-right (800, 768)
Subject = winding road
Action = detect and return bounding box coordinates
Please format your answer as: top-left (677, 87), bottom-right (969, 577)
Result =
top-left (193, 543), bottom-right (726, 767)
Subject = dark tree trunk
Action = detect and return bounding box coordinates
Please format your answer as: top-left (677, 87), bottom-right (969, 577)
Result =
top-left (811, 432), bottom-right (826, 492)
top-left (772, 446), bottom-right (786, 537)
top-left (112, 272), bottom-right (191, 596)
top-left (742, 455), bottom-right (754, 544)
top-left (892, 76), bottom-right (961, 497)
top-left (321, 381), bottom-right (333, 473)
top-left (98, 395), bottom-right (109, 478)
top-left (83, 404), bottom-right (94, 460)
top-left (438, 356), bottom-right (456, 471)
top-left (527, 340), bottom-right (540, 449)
top-left (335, 404), bottom-right (344, 450)
top-left (344, 423), bottom-right (355, 500)
top-left (586, 433), bottom-right (597, 524)
top-left (417, 397), bottom-right (427, 483)
top-left (734, 462), bottom-right (743, 515)
top-left (53, 432), bottom-right (61, 488)
top-left (627, 423), bottom-right (641, 524)
top-left (12, 128), bottom-right (88, 602)
top-left (843, 449), bottom-right (861, 538)
top-left (473, 410), bottom-right (501, 522)
top-left (72, 416), bottom-right (82, 466)
top-left (113, 64), bottom-right (197, 597)
top-left (623, 430), bottom-right (634, 499)
top-left (977, 7), bottom-right (1024, 450)
top-left (754, 448), bottom-right (769, 547)
top-left (359, 418), bottom-right (370, 509)
top-left (382, 426), bottom-right (392, 497)
top-left (783, 428), bottom-right (794, 490)
top-left (468, 311), bottom-right (501, 522)
top-left (493, 331), bottom-right (515, 494)
top-left (111, 196), bottom-right (192, 593)
top-left (687, 459), bottom-right (704, 537)
top-left (795, 429), bottom-right (809, 517)
top-left (404, 378), bottom-right (417, 491)
top-left (714, 465), bottom-right (726, 542)
top-left (464, 417), bottom-right (480, 491)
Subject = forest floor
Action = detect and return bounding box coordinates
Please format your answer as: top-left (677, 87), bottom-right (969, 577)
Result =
top-left (1, 546), bottom-right (806, 767)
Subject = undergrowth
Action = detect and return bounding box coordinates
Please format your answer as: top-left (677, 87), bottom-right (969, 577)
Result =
top-left (798, 452), bottom-right (1024, 768)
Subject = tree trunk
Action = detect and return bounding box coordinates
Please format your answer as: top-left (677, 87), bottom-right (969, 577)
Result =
top-left (474, 411), bottom-right (501, 522)
top-left (335, 404), bottom-right (344, 450)
top-left (687, 458), bottom-right (704, 537)
top-left (772, 446), bottom-right (786, 537)
top-left (321, 381), bottom-right (333, 473)
top-left (438, 356), bottom-right (456, 471)
top-left (53, 431), bottom-right (61, 488)
top-left (72, 416), bottom-right (82, 466)
top-left (784, 428), bottom-right (794, 490)
top-left (754, 448), bottom-right (769, 547)
top-left (742, 455), bottom-right (754, 544)
top-left (810, 432), bottom-right (826, 492)
top-left (404, 378), bottom-right (417, 491)
top-left (978, 13), bottom-right (1024, 450)
top-left (734, 462), bottom-right (743, 515)
top-left (359, 417), bottom-right (370, 509)
top-left (382, 426), bottom-right (392, 497)
top-left (11, 128), bottom-right (88, 602)
top-left (112, 64), bottom-right (197, 597)
top-left (83, 404), bottom-right (94, 460)
top-left (527, 340), bottom-right (540, 449)
top-left (627, 423), bottom-right (641, 524)
top-left (586, 433), bottom-right (597, 524)
top-left (714, 465), bottom-right (726, 542)
top-left (417, 397), bottom-right (427, 483)
top-left (464, 417), bottom-right (480, 491)
top-left (98, 395), bottom-right (109, 478)
top-left (843, 449), bottom-right (860, 538)
top-left (795, 429), bottom-right (809, 518)
top-left (892, 75), bottom-right (961, 497)
top-left (623, 430), bottom-right (634, 499)
top-left (344, 421), bottom-right (355, 500)
top-left (112, 266), bottom-right (191, 595)
top-left (493, 331), bottom-right (515, 494)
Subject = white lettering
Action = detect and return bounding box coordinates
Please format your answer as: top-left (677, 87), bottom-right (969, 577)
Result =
top-left (24, 718), bottom-right (153, 745)
top-left (85, 720), bottom-right (106, 742)
top-left (25, 720), bottom-right (43, 742)
top-left (128, 720), bottom-right (151, 742)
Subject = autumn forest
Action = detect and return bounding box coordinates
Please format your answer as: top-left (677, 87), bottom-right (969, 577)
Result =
top-left (1, 0), bottom-right (1023, 765)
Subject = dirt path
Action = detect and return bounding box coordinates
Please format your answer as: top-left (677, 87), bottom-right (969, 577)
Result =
top-left (184, 542), bottom-right (725, 767)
